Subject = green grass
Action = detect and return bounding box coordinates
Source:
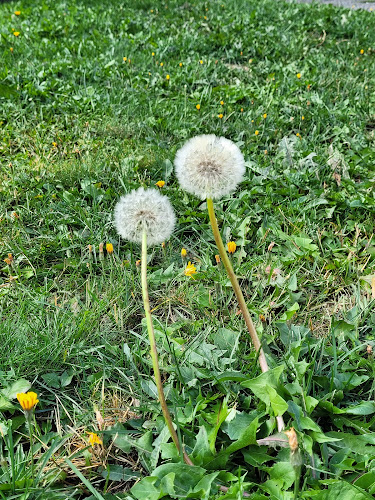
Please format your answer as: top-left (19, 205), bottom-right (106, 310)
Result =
top-left (1, 0), bottom-right (375, 498)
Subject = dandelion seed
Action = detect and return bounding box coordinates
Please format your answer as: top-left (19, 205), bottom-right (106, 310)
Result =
top-left (181, 248), bottom-right (187, 257)
top-left (155, 180), bottom-right (165, 188)
top-left (13, 31), bottom-right (20, 37)
top-left (296, 73), bottom-right (301, 79)
top-left (227, 241), bottom-right (236, 254)
top-left (255, 130), bottom-right (259, 136)
top-left (114, 187), bottom-right (175, 246)
top-left (174, 134), bottom-right (245, 200)
top-left (218, 113), bottom-right (223, 119)
top-left (196, 104), bottom-right (201, 110)
top-left (184, 261), bottom-right (197, 278)
top-left (166, 74), bottom-right (170, 80)
top-left (106, 243), bottom-right (114, 254)
top-left (88, 432), bottom-right (102, 446)
top-left (17, 392), bottom-right (39, 412)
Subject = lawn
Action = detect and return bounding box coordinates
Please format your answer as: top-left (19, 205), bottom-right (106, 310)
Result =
top-left (1, 0), bottom-right (375, 498)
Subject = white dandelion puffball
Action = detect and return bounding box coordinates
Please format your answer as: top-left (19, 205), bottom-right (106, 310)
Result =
top-left (174, 134), bottom-right (246, 200)
top-left (114, 187), bottom-right (176, 246)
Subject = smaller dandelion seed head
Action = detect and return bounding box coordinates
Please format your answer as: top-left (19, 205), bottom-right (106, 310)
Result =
top-left (174, 135), bottom-right (245, 200)
top-left (114, 187), bottom-right (175, 246)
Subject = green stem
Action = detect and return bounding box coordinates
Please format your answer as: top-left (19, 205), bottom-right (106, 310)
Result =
top-left (26, 412), bottom-right (34, 484)
top-left (293, 465), bottom-right (301, 499)
top-left (141, 230), bottom-right (193, 465)
top-left (206, 198), bottom-right (285, 431)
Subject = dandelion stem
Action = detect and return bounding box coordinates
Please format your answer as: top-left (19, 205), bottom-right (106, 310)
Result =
top-left (141, 229), bottom-right (193, 465)
top-left (206, 198), bottom-right (285, 431)
top-left (26, 412), bottom-right (34, 484)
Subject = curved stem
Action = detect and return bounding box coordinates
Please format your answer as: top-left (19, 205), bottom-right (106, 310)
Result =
top-left (206, 198), bottom-right (284, 431)
top-left (141, 230), bottom-right (193, 465)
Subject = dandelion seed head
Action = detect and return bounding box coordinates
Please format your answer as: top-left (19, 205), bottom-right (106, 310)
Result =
top-left (174, 134), bottom-right (245, 200)
top-left (114, 187), bottom-right (175, 246)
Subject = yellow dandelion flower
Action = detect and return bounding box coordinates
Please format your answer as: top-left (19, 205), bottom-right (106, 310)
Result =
top-left (106, 243), bottom-right (114, 254)
top-left (263, 113), bottom-right (267, 119)
top-left (184, 261), bottom-right (197, 278)
top-left (255, 130), bottom-right (259, 136)
top-left (14, 11), bottom-right (21, 15)
top-left (360, 49), bottom-right (364, 54)
top-left (181, 248), bottom-right (187, 257)
top-left (52, 141), bottom-right (57, 147)
top-left (249, 59), bottom-right (253, 63)
top-left (17, 392), bottom-right (39, 412)
top-left (88, 432), bottom-right (102, 446)
top-left (199, 60), bottom-right (203, 64)
top-left (166, 74), bottom-right (170, 80)
top-left (220, 100), bottom-right (224, 105)
top-left (4, 253), bottom-right (14, 265)
top-left (155, 180), bottom-right (165, 188)
top-left (240, 108), bottom-right (244, 112)
top-left (10, 47), bottom-right (14, 52)
top-left (227, 241), bottom-right (236, 254)
top-left (296, 73), bottom-right (301, 79)
top-left (296, 132), bottom-right (301, 138)
top-left (152, 52), bottom-right (155, 56)
top-left (196, 104), bottom-right (201, 110)
top-left (160, 62), bottom-right (163, 67)
top-left (204, 15), bottom-right (207, 20)
top-left (13, 32), bottom-right (20, 37)
top-left (123, 57), bottom-right (127, 62)
top-left (264, 150), bottom-right (268, 155)
top-left (218, 113), bottom-right (223, 119)
top-left (215, 254), bottom-right (220, 264)
top-left (179, 62), bottom-right (182, 67)
top-left (302, 116), bottom-right (305, 120)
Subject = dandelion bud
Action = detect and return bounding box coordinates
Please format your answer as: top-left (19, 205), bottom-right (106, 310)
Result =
top-left (285, 427), bottom-right (298, 452)
top-left (99, 242), bottom-right (104, 260)
top-left (106, 243), bottom-right (114, 254)
top-left (215, 254), bottom-right (220, 264)
top-left (181, 248), bottom-right (187, 258)
top-left (174, 134), bottom-right (245, 200)
top-left (114, 188), bottom-right (175, 246)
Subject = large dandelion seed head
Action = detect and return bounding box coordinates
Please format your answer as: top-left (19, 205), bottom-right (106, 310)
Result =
top-left (174, 134), bottom-right (246, 200)
top-left (114, 187), bottom-right (176, 246)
